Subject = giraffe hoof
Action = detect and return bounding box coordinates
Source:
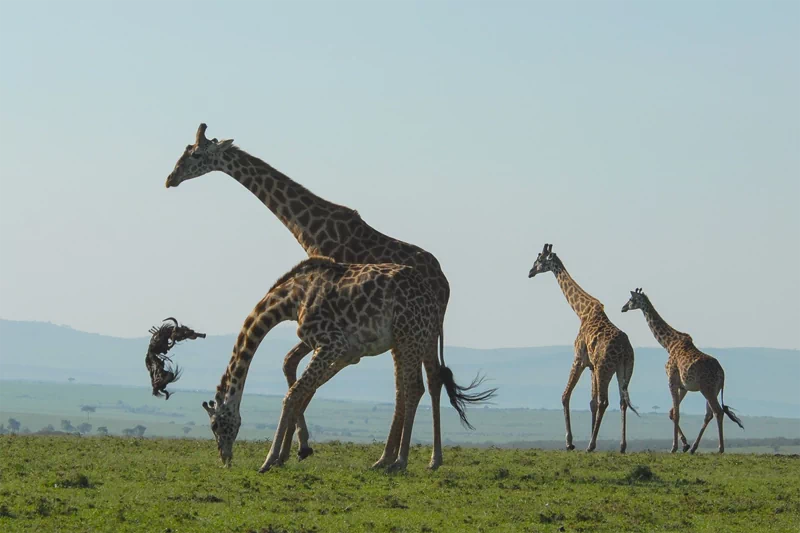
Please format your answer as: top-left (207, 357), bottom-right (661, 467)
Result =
top-left (297, 447), bottom-right (314, 461)
top-left (682, 443), bottom-right (690, 453)
top-left (427, 460), bottom-right (442, 471)
top-left (386, 460), bottom-right (407, 473)
top-left (566, 444), bottom-right (575, 451)
top-left (689, 447), bottom-right (698, 455)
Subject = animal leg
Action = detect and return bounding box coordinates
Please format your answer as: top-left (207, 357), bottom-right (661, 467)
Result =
top-left (587, 373), bottom-right (611, 452)
top-left (388, 360), bottom-right (425, 472)
top-left (424, 356), bottom-right (443, 470)
top-left (689, 400), bottom-right (715, 454)
top-left (260, 345), bottom-right (345, 473)
top-left (562, 345), bottom-right (587, 451)
top-left (282, 342), bottom-right (314, 460)
top-left (372, 353), bottom-right (406, 469)
top-left (669, 387), bottom-right (690, 452)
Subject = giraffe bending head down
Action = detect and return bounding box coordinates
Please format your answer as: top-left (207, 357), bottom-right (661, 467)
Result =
top-left (528, 243), bottom-right (638, 453)
top-left (203, 258), bottom-right (494, 472)
top-left (622, 288), bottom-right (743, 453)
top-left (165, 124), bottom-right (451, 461)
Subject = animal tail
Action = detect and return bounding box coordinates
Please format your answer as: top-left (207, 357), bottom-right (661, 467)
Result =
top-left (437, 325), bottom-right (497, 430)
top-left (622, 386), bottom-right (639, 417)
top-left (620, 360), bottom-right (639, 416)
top-left (721, 381), bottom-right (744, 429)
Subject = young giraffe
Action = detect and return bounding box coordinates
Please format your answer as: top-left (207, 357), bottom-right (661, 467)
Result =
top-left (528, 244), bottom-right (638, 453)
top-left (165, 124), bottom-right (450, 460)
top-left (202, 257), bottom-right (494, 472)
top-left (622, 288), bottom-right (743, 453)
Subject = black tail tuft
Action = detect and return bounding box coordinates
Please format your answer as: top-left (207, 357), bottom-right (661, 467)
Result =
top-left (723, 405), bottom-right (744, 429)
top-left (440, 366), bottom-right (497, 430)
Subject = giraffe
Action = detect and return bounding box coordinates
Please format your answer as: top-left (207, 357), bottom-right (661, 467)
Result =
top-left (528, 243), bottom-right (638, 453)
top-left (621, 288), bottom-right (743, 453)
top-left (202, 257), bottom-right (494, 472)
top-left (165, 123), bottom-right (450, 460)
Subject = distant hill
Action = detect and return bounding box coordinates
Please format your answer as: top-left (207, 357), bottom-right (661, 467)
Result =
top-left (1, 319), bottom-right (798, 417)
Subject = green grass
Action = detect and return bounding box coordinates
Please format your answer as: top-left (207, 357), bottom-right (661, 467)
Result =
top-left (1, 435), bottom-right (798, 532)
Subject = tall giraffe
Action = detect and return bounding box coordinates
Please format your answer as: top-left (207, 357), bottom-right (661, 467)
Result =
top-left (622, 288), bottom-right (743, 453)
top-left (165, 124), bottom-right (450, 460)
top-left (202, 257), bottom-right (494, 472)
top-left (528, 243), bottom-right (638, 452)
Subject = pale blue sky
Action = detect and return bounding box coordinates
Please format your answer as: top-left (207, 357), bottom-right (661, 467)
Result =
top-left (0, 1), bottom-right (798, 349)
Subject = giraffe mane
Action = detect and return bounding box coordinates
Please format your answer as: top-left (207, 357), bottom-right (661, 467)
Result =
top-left (268, 257), bottom-right (348, 293)
top-left (227, 145), bottom-right (360, 217)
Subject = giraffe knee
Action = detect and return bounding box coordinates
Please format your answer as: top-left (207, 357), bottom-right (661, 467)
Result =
top-left (599, 398), bottom-right (609, 409)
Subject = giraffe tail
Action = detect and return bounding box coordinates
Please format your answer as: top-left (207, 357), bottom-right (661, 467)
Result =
top-left (622, 387), bottom-right (640, 417)
top-left (721, 384), bottom-right (744, 430)
top-left (436, 322), bottom-right (498, 429)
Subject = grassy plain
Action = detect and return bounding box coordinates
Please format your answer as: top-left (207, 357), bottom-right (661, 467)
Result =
top-left (1, 435), bottom-right (799, 533)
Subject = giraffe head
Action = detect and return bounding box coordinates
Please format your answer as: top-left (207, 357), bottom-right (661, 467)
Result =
top-left (528, 243), bottom-right (558, 278)
top-left (165, 123), bottom-right (235, 188)
top-left (621, 288), bottom-right (647, 313)
top-left (202, 399), bottom-right (241, 467)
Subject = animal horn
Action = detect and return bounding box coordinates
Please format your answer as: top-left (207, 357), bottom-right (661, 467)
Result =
top-left (162, 317), bottom-right (179, 327)
top-left (196, 123), bottom-right (208, 145)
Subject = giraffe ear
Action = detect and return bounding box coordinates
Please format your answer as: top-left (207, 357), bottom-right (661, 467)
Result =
top-left (202, 401), bottom-right (214, 417)
top-left (217, 139), bottom-right (234, 151)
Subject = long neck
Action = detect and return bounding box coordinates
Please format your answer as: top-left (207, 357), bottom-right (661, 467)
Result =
top-left (639, 297), bottom-right (684, 350)
top-left (552, 259), bottom-right (601, 319)
top-left (214, 289), bottom-right (298, 408)
top-left (215, 147), bottom-right (357, 255)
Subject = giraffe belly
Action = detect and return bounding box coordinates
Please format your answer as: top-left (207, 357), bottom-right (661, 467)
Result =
top-left (344, 326), bottom-right (394, 363)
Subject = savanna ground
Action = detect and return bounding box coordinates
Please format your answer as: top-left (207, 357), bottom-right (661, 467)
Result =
top-left (1, 435), bottom-right (798, 533)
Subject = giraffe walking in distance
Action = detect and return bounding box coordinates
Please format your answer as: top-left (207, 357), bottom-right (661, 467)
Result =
top-left (622, 288), bottom-right (743, 453)
top-left (202, 257), bottom-right (495, 472)
top-left (165, 124), bottom-right (450, 460)
top-left (528, 243), bottom-right (638, 453)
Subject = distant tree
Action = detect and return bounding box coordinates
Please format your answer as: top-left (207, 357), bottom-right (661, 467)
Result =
top-left (96, 426), bottom-right (109, 436)
top-left (21, 427), bottom-right (31, 434)
top-left (80, 405), bottom-right (96, 421)
top-left (122, 428), bottom-right (134, 437)
top-left (183, 426), bottom-right (192, 435)
top-left (77, 423), bottom-right (92, 435)
top-left (132, 425), bottom-right (147, 437)
top-left (68, 377), bottom-right (75, 383)
top-left (44, 424), bottom-right (55, 432)
top-left (60, 420), bottom-right (75, 432)
top-left (7, 418), bottom-right (21, 433)
top-left (0, 424), bottom-right (5, 435)
top-left (652, 405), bottom-right (661, 414)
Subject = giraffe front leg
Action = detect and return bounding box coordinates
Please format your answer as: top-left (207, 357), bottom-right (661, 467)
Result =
top-left (669, 387), bottom-right (690, 452)
top-left (260, 345), bottom-right (346, 473)
top-left (562, 354), bottom-right (586, 451)
top-left (282, 342), bottom-right (314, 460)
top-left (373, 354), bottom-right (405, 469)
top-left (668, 375), bottom-right (683, 453)
top-left (387, 360), bottom-right (425, 473)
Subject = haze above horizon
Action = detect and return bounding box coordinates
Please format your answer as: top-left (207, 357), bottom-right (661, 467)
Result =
top-left (0, 1), bottom-right (798, 350)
